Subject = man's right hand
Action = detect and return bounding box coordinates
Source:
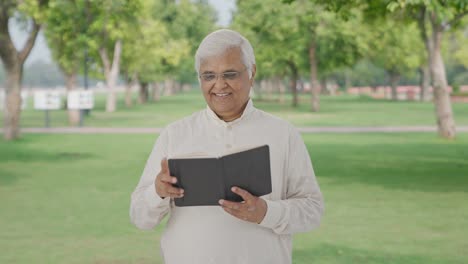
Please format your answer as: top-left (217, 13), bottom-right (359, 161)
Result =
top-left (155, 158), bottom-right (184, 199)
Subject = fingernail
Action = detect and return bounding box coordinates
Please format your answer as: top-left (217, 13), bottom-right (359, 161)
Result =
top-left (219, 199), bottom-right (224, 205)
top-left (172, 178), bottom-right (177, 183)
top-left (231, 187), bottom-right (236, 192)
top-left (180, 189), bottom-right (184, 194)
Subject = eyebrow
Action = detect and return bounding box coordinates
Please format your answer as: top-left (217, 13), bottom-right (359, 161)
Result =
top-left (202, 69), bottom-right (238, 74)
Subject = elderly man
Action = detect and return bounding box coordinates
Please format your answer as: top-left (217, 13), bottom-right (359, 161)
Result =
top-left (130, 29), bottom-right (324, 264)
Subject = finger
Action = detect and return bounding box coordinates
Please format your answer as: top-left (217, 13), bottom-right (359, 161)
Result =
top-left (218, 199), bottom-right (246, 211)
top-left (231, 186), bottom-right (255, 201)
top-left (160, 173), bottom-right (177, 184)
top-left (223, 207), bottom-right (249, 221)
top-left (160, 158), bottom-right (170, 174)
top-left (162, 183), bottom-right (184, 195)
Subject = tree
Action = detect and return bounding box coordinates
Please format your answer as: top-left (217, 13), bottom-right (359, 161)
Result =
top-left (234, 0), bottom-right (366, 109)
top-left (0, 0), bottom-right (49, 140)
top-left (86, 0), bottom-right (142, 112)
top-left (44, 0), bottom-right (87, 125)
top-left (367, 19), bottom-right (422, 100)
top-left (305, 0), bottom-right (468, 138)
top-left (234, 0), bottom-right (308, 107)
top-left (389, 0), bottom-right (468, 139)
top-left (154, 0), bottom-right (216, 95)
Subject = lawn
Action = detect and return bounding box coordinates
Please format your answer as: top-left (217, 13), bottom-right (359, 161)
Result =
top-left (1, 133), bottom-right (467, 264)
top-left (5, 89), bottom-right (468, 128)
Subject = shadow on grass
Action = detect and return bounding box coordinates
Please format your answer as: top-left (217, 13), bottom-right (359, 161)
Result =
top-left (293, 243), bottom-right (458, 264)
top-left (0, 137), bottom-right (95, 185)
top-left (310, 139), bottom-right (468, 193)
top-left (0, 168), bottom-right (18, 185)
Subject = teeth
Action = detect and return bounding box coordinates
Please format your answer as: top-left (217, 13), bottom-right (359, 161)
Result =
top-left (215, 93), bottom-right (230, 97)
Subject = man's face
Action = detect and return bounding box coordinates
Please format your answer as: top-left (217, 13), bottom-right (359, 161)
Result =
top-left (199, 47), bottom-right (255, 121)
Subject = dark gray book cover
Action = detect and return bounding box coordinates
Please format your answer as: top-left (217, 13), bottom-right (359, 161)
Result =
top-left (168, 145), bottom-right (272, 206)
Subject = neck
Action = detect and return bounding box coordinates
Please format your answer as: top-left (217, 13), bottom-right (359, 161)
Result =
top-left (218, 99), bottom-right (249, 122)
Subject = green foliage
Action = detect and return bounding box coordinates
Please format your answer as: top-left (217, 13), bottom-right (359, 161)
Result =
top-left (366, 19), bottom-right (423, 77)
top-left (233, 0), bottom-right (306, 79)
top-left (233, 0), bottom-right (367, 80)
top-left (119, 0), bottom-right (216, 84)
top-left (17, 0), bottom-right (50, 23)
top-left (44, 0), bottom-right (87, 75)
top-left (157, 0), bottom-right (217, 82)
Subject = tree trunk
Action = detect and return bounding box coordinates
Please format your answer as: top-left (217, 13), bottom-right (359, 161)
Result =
top-left (320, 79), bottom-right (327, 95)
top-left (152, 82), bottom-right (160, 102)
top-left (3, 65), bottom-right (22, 140)
top-left (64, 72), bottom-right (80, 126)
top-left (309, 41), bottom-right (320, 112)
top-left (278, 77), bottom-right (286, 103)
top-left (124, 80), bottom-right (133, 108)
top-left (164, 78), bottom-right (174, 96)
top-left (139, 82), bottom-right (149, 104)
top-left (417, 8), bottom-right (433, 103)
top-left (99, 40), bottom-right (122, 113)
top-left (174, 81), bottom-right (181, 94)
top-left (266, 79), bottom-right (273, 100)
top-left (182, 83), bottom-right (191, 92)
top-left (260, 79), bottom-right (267, 100)
top-left (430, 26), bottom-right (456, 139)
top-left (288, 61), bottom-right (298, 107)
top-left (124, 73), bottom-right (136, 108)
top-left (0, 15), bottom-right (41, 140)
top-left (344, 69), bottom-right (351, 92)
top-left (389, 71), bottom-right (400, 101)
top-left (419, 64), bottom-right (431, 101)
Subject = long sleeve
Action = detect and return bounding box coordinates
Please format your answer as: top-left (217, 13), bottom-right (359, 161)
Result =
top-left (130, 129), bottom-right (172, 230)
top-left (259, 125), bottom-right (324, 235)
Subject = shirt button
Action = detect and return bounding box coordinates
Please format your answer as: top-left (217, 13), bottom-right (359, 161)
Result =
top-left (227, 125), bottom-right (232, 131)
top-left (226, 144), bottom-right (232, 148)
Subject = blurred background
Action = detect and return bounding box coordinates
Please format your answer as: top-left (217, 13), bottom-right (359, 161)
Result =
top-left (1, 0), bottom-right (467, 263)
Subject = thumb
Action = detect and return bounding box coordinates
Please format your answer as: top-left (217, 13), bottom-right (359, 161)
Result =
top-left (160, 158), bottom-right (169, 174)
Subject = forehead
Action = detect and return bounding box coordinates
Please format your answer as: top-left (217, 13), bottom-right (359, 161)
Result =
top-left (200, 47), bottom-right (244, 72)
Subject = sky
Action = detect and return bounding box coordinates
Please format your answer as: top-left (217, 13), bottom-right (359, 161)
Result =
top-left (9, 0), bottom-right (235, 66)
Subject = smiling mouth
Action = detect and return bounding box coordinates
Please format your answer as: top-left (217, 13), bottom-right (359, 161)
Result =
top-left (213, 92), bottom-right (232, 97)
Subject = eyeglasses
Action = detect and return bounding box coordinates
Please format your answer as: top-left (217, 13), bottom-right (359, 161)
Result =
top-left (199, 68), bottom-right (247, 83)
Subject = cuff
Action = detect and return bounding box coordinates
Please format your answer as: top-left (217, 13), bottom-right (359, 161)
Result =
top-left (144, 182), bottom-right (170, 209)
top-left (258, 199), bottom-right (283, 229)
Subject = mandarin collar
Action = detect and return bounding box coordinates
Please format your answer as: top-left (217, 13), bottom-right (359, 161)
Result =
top-left (206, 98), bottom-right (255, 126)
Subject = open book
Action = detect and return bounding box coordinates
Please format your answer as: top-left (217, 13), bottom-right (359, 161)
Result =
top-left (168, 145), bottom-right (272, 207)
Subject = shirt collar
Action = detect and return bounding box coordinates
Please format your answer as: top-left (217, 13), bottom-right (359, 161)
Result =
top-left (206, 98), bottom-right (255, 126)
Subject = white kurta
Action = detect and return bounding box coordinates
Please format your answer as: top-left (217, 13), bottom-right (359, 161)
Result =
top-left (130, 99), bottom-right (324, 264)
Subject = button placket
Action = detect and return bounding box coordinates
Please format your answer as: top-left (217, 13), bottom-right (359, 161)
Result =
top-left (225, 124), bottom-right (234, 149)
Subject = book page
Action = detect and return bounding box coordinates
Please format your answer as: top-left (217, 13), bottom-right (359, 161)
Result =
top-left (170, 151), bottom-right (215, 159)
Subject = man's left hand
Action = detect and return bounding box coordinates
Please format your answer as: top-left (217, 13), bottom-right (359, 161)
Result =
top-left (219, 187), bottom-right (267, 224)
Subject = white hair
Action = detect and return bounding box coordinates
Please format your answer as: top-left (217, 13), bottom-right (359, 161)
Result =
top-left (195, 29), bottom-right (256, 79)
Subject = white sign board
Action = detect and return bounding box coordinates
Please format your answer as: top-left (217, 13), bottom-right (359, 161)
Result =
top-left (1, 90), bottom-right (28, 110)
top-left (68, 90), bottom-right (94, 110)
top-left (21, 91), bottom-right (28, 109)
top-left (34, 90), bottom-right (62, 110)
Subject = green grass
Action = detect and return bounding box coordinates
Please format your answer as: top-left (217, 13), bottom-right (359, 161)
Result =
top-left (1, 133), bottom-right (467, 263)
top-left (5, 89), bottom-right (468, 127)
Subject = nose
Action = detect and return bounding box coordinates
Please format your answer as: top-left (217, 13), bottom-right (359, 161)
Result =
top-left (213, 74), bottom-right (227, 89)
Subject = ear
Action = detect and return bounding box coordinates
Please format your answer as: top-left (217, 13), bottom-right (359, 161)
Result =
top-left (249, 64), bottom-right (257, 86)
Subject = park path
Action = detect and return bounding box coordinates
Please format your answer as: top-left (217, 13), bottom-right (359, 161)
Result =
top-left (12, 126), bottom-right (468, 134)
